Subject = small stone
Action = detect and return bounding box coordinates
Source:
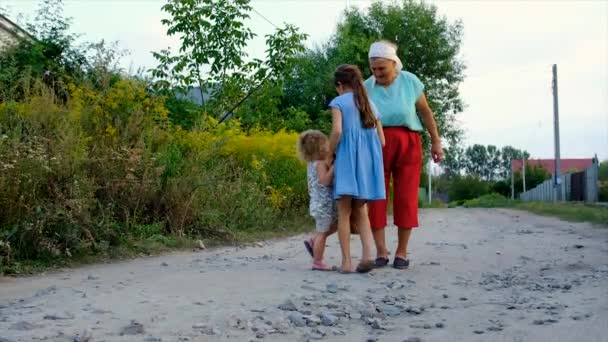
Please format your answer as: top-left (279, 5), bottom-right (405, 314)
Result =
top-left (320, 312), bottom-right (338, 326)
top-left (161, 262), bottom-right (169, 267)
top-left (278, 299), bottom-right (298, 311)
top-left (332, 329), bottom-right (346, 336)
top-left (403, 338), bottom-right (422, 342)
top-left (73, 330), bottom-right (93, 342)
top-left (422, 324), bottom-right (432, 329)
top-left (430, 261), bottom-right (440, 265)
top-left (87, 275), bottom-right (99, 280)
top-left (120, 320), bottom-right (144, 335)
top-left (143, 337), bottom-right (162, 342)
top-left (305, 315), bottom-right (321, 326)
top-left (370, 319), bottom-right (383, 330)
top-left (442, 294), bottom-right (449, 299)
top-left (326, 283), bottom-right (338, 293)
top-left (459, 297), bottom-right (468, 301)
top-left (256, 331), bottom-right (266, 339)
top-left (44, 312), bottom-right (75, 320)
top-left (381, 305), bottom-right (401, 317)
top-left (487, 326), bottom-right (503, 332)
top-left (574, 244), bottom-right (584, 249)
top-left (408, 307), bottom-right (422, 315)
top-left (474, 330), bottom-right (485, 334)
top-left (256, 242), bottom-right (264, 247)
top-left (288, 313), bottom-right (306, 327)
top-left (507, 305), bottom-right (517, 310)
top-left (533, 320), bottom-right (545, 325)
top-left (435, 322), bottom-right (444, 328)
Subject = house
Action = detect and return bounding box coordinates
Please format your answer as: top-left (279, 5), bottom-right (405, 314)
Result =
top-left (511, 158), bottom-right (595, 175)
top-left (0, 13), bottom-right (33, 50)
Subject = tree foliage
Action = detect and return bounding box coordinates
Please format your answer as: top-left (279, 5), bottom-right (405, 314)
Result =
top-left (282, 0), bottom-right (465, 143)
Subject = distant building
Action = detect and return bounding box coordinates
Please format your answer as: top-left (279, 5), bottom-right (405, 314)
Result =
top-left (511, 158), bottom-right (595, 175)
top-left (0, 14), bottom-right (33, 50)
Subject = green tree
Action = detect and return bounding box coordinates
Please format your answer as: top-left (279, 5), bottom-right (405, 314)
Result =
top-left (599, 160), bottom-right (608, 181)
top-left (464, 144), bottom-right (488, 179)
top-left (283, 0), bottom-right (465, 143)
top-left (151, 0), bottom-right (307, 130)
top-left (500, 146), bottom-right (530, 179)
top-left (0, 0), bottom-right (89, 102)
top-left (485, 145), bottom-right (501, 181)
top-left (442, 144), bottom-right (464, 178)
top-left (151, 0), bottom-right (257, 109)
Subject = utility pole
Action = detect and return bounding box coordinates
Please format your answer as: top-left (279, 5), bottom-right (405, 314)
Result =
top-left (511, 160), bottom-right (515, 199)
top-left (522, 157), bottom-right (526, 193)
top-left (552, 64), bottom-right (562, 201)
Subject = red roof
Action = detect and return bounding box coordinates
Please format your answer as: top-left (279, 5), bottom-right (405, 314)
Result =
top-left (511, 159), bottom-right (593, 175)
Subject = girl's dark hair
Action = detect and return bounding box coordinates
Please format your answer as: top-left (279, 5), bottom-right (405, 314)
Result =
top-left (334, 64), bottom-right (376, 128)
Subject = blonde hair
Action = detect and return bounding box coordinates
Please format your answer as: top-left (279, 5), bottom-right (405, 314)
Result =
top-left (297, 130), bottom-right (328, 162)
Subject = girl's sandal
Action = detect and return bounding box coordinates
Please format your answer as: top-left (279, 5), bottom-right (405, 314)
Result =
top-left (312, 261), bottom-right (337, 272)
top-left (303, 238), bottom-right (314, 258)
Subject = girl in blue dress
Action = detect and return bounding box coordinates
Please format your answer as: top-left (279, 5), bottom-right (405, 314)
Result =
top-left (328, 64), bottom-right (386, 273)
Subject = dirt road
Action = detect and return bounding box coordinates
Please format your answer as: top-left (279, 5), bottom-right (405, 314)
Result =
top-left (1, 208), bottom-right (607, 342)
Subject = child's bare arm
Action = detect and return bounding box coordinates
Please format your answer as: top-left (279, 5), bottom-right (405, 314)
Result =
top-left (317, 161), bottom-right (334, 186)
top-left (329, 108), bottom-right (342, 156)
top-left (376, 119), bottom-right (386, 147)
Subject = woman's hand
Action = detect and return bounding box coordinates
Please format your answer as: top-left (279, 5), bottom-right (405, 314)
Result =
top-left (431, 140), bottom-right (444, 163)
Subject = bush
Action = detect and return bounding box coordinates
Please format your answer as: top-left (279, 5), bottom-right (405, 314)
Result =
top-left (463, 193), bottom-right (515, 208)
top-left (0, 79), bottom-right (308, 271)
top-left (447, 175), bottom-right (490, 202)
top-left (599, 181), bottom-right (608, 202)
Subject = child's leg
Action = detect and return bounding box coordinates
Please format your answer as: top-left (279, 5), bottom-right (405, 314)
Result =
top-left (313, 218), bottom-right (334, 264)
top-left (337, 197), bottom-right (353, 271)
top-left (353, 200), bottom-right (374, 263)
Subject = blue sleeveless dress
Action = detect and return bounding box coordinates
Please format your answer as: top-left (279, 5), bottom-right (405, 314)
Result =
top-left (329, 92), bottom-right (385, 201)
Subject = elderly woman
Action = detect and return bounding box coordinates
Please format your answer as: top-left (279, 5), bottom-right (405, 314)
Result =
top-left (364, 41), bottom-right (443, 269)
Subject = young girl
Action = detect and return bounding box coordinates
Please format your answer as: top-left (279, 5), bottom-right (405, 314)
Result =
top-left (329, 64), bottom-right (386, 274)
top-left (297, 130), bottom-right (338, 271)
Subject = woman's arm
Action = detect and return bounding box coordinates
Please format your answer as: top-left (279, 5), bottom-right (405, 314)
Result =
top-left (416, 93), bottom-right (443, 163)
top-left (376, 119), bottom-right (386, 147)
top-left (329, 107), bottom-right (342, 156)
top-left (317, 161), bottom-right (334, 186)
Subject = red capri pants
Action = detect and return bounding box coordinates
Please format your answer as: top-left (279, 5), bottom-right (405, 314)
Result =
top-left (369, 127), bottom-right (422, 230)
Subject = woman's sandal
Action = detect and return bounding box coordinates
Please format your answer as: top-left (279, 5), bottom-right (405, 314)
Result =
top-left (374, 257), bottom-right (389, 268)
top-left (356, 260), bottom-right (375, 273)
top-left (393, 257), bottom-right (410, 269)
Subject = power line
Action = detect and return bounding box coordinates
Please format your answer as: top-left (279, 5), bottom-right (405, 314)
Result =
top-left (251, 7), bottom-right (278, 29)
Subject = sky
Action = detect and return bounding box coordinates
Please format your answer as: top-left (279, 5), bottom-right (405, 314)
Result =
top-left (1, 0), bottom-right (607, 161)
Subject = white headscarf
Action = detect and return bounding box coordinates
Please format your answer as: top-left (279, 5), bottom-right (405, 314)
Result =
top-left (368, 41), bottom-right (403, 71)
